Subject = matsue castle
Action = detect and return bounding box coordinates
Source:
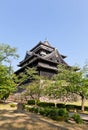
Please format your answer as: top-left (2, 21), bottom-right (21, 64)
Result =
top-left (15, 40), bottom-right (69, 78)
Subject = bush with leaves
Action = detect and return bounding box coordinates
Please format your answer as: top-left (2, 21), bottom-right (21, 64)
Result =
top-left (37, 102), bottom-right (55, 108)
top-left (72, 113), bottom-right (83, 124)
top-left (27, 100), bottom-right (35, 105)
top-left (10, 103), bottom-right (16, 107)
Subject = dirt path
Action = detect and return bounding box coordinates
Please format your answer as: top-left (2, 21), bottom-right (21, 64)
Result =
top-left (0, 104), bottom-right (88, 130)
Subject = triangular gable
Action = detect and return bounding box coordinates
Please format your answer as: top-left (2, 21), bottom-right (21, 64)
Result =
top-left (44, 48), bottom-right (68, 65)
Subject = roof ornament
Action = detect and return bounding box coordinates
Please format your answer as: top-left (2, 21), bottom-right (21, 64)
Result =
top-left (44, 38), bottom-right (50, 46)
top-left (45, 37), bottom-right (48, 41)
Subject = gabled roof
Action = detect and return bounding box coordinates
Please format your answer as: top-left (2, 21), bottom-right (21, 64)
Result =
top-left (43, 40), bottom-right (51, 46)
top-left (30, 41), bottom-right (54, 52)
top-left (43, 48), bottom-right (68, 65)
top-left (18, 41), bottom-right (68, 67)
top-left (24, 51), bottom-right (33, 60)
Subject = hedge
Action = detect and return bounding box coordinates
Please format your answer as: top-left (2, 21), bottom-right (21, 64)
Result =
top-left (37, 102), bottom-right (55, 107)
top-left (28, 107), bottom-right (69, 121)
top-left (27, 100), bottom-right (88, 111)
top-left (27, 100), bottom-right (35, 105)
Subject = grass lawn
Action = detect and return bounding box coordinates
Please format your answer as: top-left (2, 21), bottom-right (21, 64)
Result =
top-left (59, 100), bottom-right (88, 114)
top-left (66, 100), bottom-right (88, 107)
top-left (0, 102), bottom-right (17, 110)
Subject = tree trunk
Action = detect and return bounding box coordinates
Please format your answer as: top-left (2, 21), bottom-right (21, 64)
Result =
top-left (81, 95), bottom-right (85, 112)
top-left (35, 100), bottom-right (37, 106)
top-left (35, 99), bottom-right (39, 106)
top-left (54, 100), bottom-right (57, 108)
top-left (54, 103), bottom-right (57, 108)
top-left (17, 102), bottom-right (24, 112)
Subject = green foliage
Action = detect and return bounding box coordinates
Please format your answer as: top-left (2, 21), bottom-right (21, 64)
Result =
top-left (1, 92), bottom-right (10, 100)
top-left (28, 107), bottom-right (35, 112)
top-left (26, 81), bottom-right (43, 101)
top-left (85, 106), bottom-right (88, 111)
top-left (0, 43), bottom-right (19, 64)
top-left (0, 43), bottom-right (19, 100)
top-left (38, 107), bottom-right (46, 115)
top-left (66, 104), bottom-right (75, 111)
top-left (44, 64), bottom-right (88, 112)
top-left (27, 100), bottom-right (35, 105)
top-left (44, 79), bottom-right (64, 100)
top-left (37, 102), bottom-right (55, 107)
top-left (27, 106), bottom-right (69, 121)
top-left (17, 67), bottom-right (39, 85)
top-left (72, 113), bottom-right (83, 124)
top-left (51, 116), bottom-right (66, 121)
top-left (57, 103), bottom-right (66, 108)
top-left (10, 103), bottom-right (16, 107)
top-left (33, 107), bottom-right (39, 113)
top-left (16, 67), bottom-right (44, 102)
top-left (27, 99), bottom-right (88, 113)
top-left (58, 108), bottom-right (69, 118)
top-left (0, 64), bottom-right (16, 100)
top-left (66, 104), bottom-right (88, 111)
top-left (28, 107), bottom-right (55, 116)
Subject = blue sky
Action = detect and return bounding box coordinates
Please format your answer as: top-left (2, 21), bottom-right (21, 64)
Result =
top-left (0, 0), bottom-right (88, 70)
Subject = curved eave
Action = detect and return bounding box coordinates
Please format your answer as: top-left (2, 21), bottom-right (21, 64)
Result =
top-left (61, 54), bottom-right (67, 58)
top-left (37, 65), bottom-right (58, 71)
top-left (15, 57), bottom-right (58, 74)
top-left (18, 54), bottom-right (36, 67)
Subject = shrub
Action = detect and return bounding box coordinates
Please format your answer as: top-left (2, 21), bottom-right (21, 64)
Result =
top-left (10, 103), bottom-right (16, 107)
top-left (47, 108), bottom-right (69, 121)
top-left (37, 102), bottom-right (55, 107)
top-left (43, 107), bottom-right (52, 116)
top-left (66, 104), bottom-right (81, 111)
top-left (28, 107), bottom-right (40, 113)
top-left (27, 100), bottom-right (35, 105)
top-left (39, 108), bottom-right (45, 115)
top-left (48, 108), bottom-right (58, 117)
top-left (72, 113), bottom-right (83, 124)
top-left (85, 106), bottom-right (88, 111)
top-left (28, 107), bottom-right (35, 112)
top-left (27, 106), bottom-right (69, 121)
top-left (48, 109), bottom-right (60, 121)
top-left (58, 108), bottom-right (68, 117)
top-left (22, 103), bottom-right (26, 109)
top-left (75, 105), bottom-right (81, 111)
top-left (66, 104), bottom-right (75, 111)
top-left (57, 108), bottom-right (69, 121)
top-left (34, 107), bottom-right (39, 113)
top-left (57, 103), bottom-right (66, 108)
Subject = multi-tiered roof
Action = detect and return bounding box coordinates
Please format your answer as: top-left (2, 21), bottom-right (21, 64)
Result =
top-left (15, 41), bottom-right (69, 78)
